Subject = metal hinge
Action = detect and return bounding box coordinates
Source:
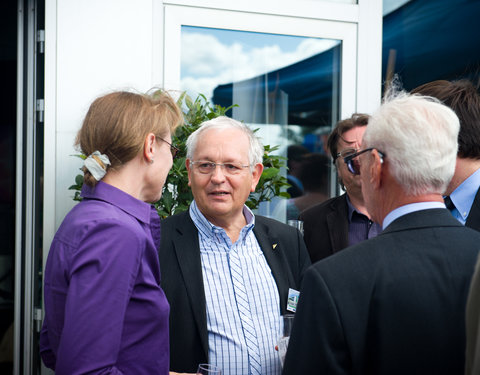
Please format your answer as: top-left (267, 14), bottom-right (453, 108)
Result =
top-left (36, 99), bottom-right (44, 123)
top-left (34, 308), bottom-right (43, 333)
top-left (37, 29), bottom-right (45, 54)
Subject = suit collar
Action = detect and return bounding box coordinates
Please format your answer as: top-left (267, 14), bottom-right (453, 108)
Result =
top-left (382, 208), bottom-right (462, 234)
top-left (253, 217), bottom-right (294, 314)
top-left (382, 202), bottom-right (445, 229)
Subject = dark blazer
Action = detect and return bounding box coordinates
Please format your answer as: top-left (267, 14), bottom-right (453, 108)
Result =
top-left (299, 193), bottom-right (349, 263)
top-left (466, 187), bottom-right (480, 231)
top-left (283, 209), bottom-right (480, 375)
top-left (159, 210), bottom-right (311, 373)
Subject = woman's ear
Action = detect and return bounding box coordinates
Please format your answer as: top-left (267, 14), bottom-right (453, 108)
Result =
top-left (143, 133), bottom-right (156, 164)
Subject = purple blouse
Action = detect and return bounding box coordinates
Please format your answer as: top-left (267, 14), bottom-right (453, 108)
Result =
top-left (40, 181), bottom-right (170, 374)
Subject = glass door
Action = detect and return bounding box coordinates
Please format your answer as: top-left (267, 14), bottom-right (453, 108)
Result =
top-left (164, 5), bottom-right (357, 221)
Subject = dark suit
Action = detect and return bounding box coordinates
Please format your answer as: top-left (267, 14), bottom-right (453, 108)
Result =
top-left (466, 187), bottom-right (480, 231)
top-left (466, 253), bottom-right (480, 375)
top-left (159, 210), bottom-right (311, 373)
top-left (283, 209), bottom-right (480, 375)
top-left (299, 194), bottom-right (349, 262)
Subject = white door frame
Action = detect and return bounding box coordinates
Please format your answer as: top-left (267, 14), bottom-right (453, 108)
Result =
top-left (163, 4), bottom-right (359, 121)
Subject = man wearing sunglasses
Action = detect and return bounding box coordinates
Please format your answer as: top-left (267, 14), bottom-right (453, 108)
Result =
top-left (283, 91), bottom-right (480, 375)
top-left (299, 114), bottom-right (381, 263)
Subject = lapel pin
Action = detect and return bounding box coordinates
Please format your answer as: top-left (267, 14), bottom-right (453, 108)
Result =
top-left (272, 243), bottom-right (278, 250)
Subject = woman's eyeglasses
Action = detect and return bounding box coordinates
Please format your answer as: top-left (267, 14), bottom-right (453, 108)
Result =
top-left (343, 147), bottom-right (385, 175)
top-left (158, 138), bottom-right (180, 158)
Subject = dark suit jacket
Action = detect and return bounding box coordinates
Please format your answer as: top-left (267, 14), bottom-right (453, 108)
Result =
top-left (465, 253), bottom-right (480, 375)
top-left (299, 193), bottom-right (349, 263)
top-left (466, 187), bottom-right (480, 231)
top-left (159, 210), bottom-right (311, 373)
top-left (283, 209), bottom-right (480, 375)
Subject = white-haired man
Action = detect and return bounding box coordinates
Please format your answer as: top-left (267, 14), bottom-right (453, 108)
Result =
top-left (159, 116), bottom-right (310, 374)
top-left (283, 91), bottom-right (480, 375)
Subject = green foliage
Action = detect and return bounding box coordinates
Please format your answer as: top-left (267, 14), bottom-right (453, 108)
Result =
top-left (69, 92), bottom-right (290, 218)
top-left (68, 154), bottom-right (87, 202)
top-left (247, 144), bottom-right (291, 211)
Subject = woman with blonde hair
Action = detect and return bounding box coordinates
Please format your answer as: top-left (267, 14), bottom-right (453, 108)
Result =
top-left (40, 90), bottom-right (182, 374)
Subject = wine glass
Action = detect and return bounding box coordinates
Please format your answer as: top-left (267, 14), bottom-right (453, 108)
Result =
top-left (277, 314), bottom-right (295, 367)
top-left (197, 364), bottom-right (221, 375)
top-left (287, 220), bottom-right (304, 235)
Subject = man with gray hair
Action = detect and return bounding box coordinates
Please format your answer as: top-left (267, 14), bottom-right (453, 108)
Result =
top-left (282, 91), bottom-right (480, 375)
top-left (159, 116), bottom-right (310, 374)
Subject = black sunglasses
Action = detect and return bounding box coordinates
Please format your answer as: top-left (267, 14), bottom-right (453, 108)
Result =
top-left (335, 148), bottom-right (359, 163)
top-left (159, 138), bottom-right (180, 159)
top-left (343, 147), bottom-right (385, 175)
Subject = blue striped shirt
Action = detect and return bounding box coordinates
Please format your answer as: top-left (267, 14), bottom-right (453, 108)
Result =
top-left (190, 201), bottom-right (282, 375)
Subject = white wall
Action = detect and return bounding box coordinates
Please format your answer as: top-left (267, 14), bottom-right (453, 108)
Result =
top-left (44, 0), bottom-right (164, 236)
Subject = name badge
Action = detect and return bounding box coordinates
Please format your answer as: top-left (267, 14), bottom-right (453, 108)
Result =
top-left (287, 288), bottom-right (300, 312)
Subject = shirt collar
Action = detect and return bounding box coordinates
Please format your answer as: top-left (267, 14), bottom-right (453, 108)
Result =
top-left (448, 167), bottom-right (480, 221)
top-left (189, 200), bottom-right (255, 241)
top-left (382, 201), bottom-right (445, 229)
top-left (81, 181), bottom-right (153, 224)
top-left (346, 194), bottom-right (367, 222)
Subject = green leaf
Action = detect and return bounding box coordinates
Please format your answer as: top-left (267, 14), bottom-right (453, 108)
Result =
top-left (261, 167), bottom-right (280, 179)
top-left (75, 174), bottom-right (84, 186)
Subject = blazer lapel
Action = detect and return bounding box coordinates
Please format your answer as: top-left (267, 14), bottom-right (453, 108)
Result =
top-left (326, 195), bottom-right (349, 253)
top-left (173, 215), bottom-right (209, 359)
top-left (253, 219), bottom-right (293, 315)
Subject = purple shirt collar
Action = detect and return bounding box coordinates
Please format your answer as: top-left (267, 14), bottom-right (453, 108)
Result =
top-left (81, 181), bottom-right (153, 224)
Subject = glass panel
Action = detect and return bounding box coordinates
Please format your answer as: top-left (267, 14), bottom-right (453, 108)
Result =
top-left (383, 0), bottom-right (411, 15)
top-left (181, 26), bottom-right (342, 222)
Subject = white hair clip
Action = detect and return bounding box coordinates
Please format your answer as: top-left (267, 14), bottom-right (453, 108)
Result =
top-left (84, 151), bottom-right (111, 181)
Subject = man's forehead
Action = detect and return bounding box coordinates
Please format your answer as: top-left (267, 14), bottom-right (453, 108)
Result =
top-left (339, 126), bottom-right (366, 144)
top-left (194, 128), bottom-right (249, 159)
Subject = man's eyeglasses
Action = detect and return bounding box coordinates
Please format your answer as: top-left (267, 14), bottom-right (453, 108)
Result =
top-left (343, 147), bottom-right (385, 175)
top-left (158, 138), bottom-right (180, 158)
top-left (335, 148), bottom-right (359, 162)
top-left (190, 160), bottom-right (251, 175)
